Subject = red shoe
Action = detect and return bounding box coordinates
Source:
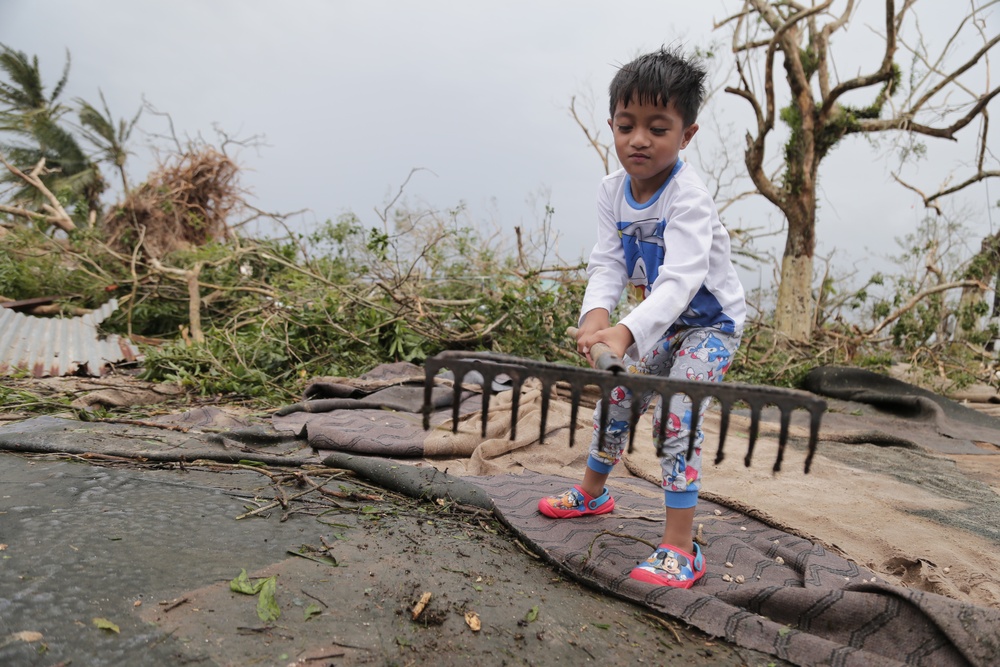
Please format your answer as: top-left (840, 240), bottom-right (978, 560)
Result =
top-left (630, 542), bottom-right (706, 589)
top-left (537, 485), bottom-right (615, 519)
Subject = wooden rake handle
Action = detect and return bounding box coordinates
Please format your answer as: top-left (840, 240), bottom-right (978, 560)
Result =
top-left (565, 327), bottom-right (627, 373)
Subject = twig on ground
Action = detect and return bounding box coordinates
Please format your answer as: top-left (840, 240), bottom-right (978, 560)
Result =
top-left (643, 612), bottom-right (684, 645)
top-left (300, 589), bottom-right (329, 608)
top-left (160, 597), bottom-right (190, 612)
top-left (513, 539), bottom-right (541, 559)
top-left (586, 530), bottom-right (659, 561)
top-left (235, 485), bottom-right (322, 520)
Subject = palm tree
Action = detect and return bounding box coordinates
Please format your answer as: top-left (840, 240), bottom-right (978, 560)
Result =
top-left (0, 44), bottom-right (105, 221)
top-left (77, 91), bottom-right (141, 197)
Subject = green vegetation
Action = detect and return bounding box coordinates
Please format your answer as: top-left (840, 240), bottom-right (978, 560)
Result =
top-left (1, 43), bottom-right (997, 415)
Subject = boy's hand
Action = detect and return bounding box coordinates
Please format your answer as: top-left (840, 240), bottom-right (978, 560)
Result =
top-left (575, 309), bottom-right (611, 358)
top-left (588, 324), bottom-right (634, 364)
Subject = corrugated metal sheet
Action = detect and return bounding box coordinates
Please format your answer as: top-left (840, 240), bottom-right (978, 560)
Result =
top-left (0, 298), bottom-right (140, 378)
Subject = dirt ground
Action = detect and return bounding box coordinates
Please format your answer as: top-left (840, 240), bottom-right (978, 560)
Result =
top-left (141, 484), bottom-right (782, 667)
top-left (0, 451), bottom-right (789, 667)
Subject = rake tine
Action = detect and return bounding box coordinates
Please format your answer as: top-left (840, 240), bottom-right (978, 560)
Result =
top-left (744, 400), bottom-right (761, 467)
top-left (627, 396), bottom-right (641, 454)
top-left (686, 391), bottom-right (702, 460)
top-left (539, 379), bottom-right (551, 444)
top-left (655, 391), bottom-right (670, 457)
top-left (452, 369), bottom-right (470, 434)
top-left (477, 370), bottom-right (492, 437)
top-left (597, 385), bottom-right (610, 453)
top-left (509, 372), bottom-right (523, 441)
top-left (773, 407), bottom-right (792, 473)
top-left (805, 405), bottom-right (823, 473)
top-left (568, 387), bottom-right (581, 448)
top-left (422, 371), bottom-right (436, 431)
top-left (715, 396), bottom-right (731, 465)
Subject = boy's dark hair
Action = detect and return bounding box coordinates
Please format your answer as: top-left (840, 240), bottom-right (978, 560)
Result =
top-left (608, 46), bottom-right (707, 126)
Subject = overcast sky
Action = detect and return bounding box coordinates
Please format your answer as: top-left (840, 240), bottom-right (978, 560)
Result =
top-left (1, 1), bottom-right (997, 296)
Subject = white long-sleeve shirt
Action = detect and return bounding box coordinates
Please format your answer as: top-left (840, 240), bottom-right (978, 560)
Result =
top-left (580, 160), bottom-right (747, 358)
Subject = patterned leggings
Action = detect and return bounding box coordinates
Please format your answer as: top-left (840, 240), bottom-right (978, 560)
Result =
top-left (586, 326), bottom-right (742, 509)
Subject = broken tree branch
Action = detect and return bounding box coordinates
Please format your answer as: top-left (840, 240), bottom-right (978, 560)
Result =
top-left (0, 155), bottom-right (77, 232)
top-left (870, 279), bottom-right (988, 335)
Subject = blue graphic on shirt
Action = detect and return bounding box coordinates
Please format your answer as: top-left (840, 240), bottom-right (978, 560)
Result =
top-left (617, 217), bottom-right (664, 298)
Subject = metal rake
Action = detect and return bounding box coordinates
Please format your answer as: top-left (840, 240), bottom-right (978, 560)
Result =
top-left (422, 343), bottom-right (826, 473)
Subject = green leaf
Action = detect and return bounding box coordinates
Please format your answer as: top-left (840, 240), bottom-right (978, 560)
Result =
top-left (92, 618), bottom-right (120, 633)
top-left (592, 622), bottom-right (611, 630)
top-left (524, 606), bottom-right (539, 623)
top-left (304, 603), bottom-right (322, 621)
top-left (255, 576), bottom-right (280, 622)
top-left (230, 568), bottom-right (265, 595)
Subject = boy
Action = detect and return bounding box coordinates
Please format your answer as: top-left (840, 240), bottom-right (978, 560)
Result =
top-left (538, 46), bottom-right (746, 589)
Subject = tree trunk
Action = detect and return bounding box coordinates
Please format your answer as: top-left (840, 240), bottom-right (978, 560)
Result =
top-left (774, 253), bottom-right (814, 340)
top-left (953, 286), bottom-right (984, 342)
top-left (773, 200), bottom-right (816, 341)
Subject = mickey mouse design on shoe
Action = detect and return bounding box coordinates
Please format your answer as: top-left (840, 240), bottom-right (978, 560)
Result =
top-left (537, 485), bottom-right (615, 519)
top-left (629, 542), bottom-right (705, 589)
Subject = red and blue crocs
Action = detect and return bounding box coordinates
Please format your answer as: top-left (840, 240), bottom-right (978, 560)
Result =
top-left (538, 485), bottom-right (615, 519)
top-left (630, 542), bottom-right (706, 589)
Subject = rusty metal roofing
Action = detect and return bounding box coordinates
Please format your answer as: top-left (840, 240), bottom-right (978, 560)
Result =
top-left (0, 298), bottom-right (140, 378)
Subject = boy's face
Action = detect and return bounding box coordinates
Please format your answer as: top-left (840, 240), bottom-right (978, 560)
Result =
top-left (608, 97), bottom-right (698, 203)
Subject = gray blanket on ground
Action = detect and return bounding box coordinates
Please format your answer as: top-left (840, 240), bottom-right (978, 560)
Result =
top-left (2, 362), bottom-right (999, 666)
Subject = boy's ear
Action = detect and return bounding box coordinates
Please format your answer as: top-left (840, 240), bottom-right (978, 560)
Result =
top-left (607, 118), bottom-right (613, 130)
top-left (680, 123), bottom-right (699, 149)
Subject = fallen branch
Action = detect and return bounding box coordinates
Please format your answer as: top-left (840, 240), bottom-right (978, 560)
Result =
top-left (0, 155), bottom-right (77, 232)
top-left (870, 279), bottom-right (988, 335)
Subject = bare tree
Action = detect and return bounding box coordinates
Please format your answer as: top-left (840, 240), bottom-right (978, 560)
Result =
top-left (719, 0), bottom-right (999, 341)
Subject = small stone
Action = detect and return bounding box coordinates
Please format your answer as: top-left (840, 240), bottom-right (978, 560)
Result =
top-left (725, 562), bottom-right (734, 568)
top-left (775, 556), bottom-right (785, 565)
top-left (943, 567), bottom-right (951, 574)
top-left (739, 526), bottom-right (747, 531)
top-left (870, 577), bottom-right (877, 583)
top-left (722, 574), bottom-right (732, 582)
top-left (714, 509), bottom-right (722, 516)
top-left (735, 575), bottom-right (745, 584)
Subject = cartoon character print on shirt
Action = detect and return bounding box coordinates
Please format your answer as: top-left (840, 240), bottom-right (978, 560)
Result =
top-left (677, 333), bottom-right (732, 381)
top-left (618, 217), bottom-right (665, 300)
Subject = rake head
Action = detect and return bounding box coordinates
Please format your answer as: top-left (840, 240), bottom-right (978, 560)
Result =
top-left (422, 350), bottom-right (827, 473)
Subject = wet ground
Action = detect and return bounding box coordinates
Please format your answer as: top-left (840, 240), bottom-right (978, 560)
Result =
top-left (0, 451), bottom-right (791, 666)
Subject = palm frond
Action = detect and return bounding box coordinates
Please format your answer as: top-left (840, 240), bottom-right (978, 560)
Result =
top-left (77, 91), bottom-right (140, 168)
top-left (0, 45), bottom-right (46, 111)
top-left (49, 48), bottom-right (71, 102)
